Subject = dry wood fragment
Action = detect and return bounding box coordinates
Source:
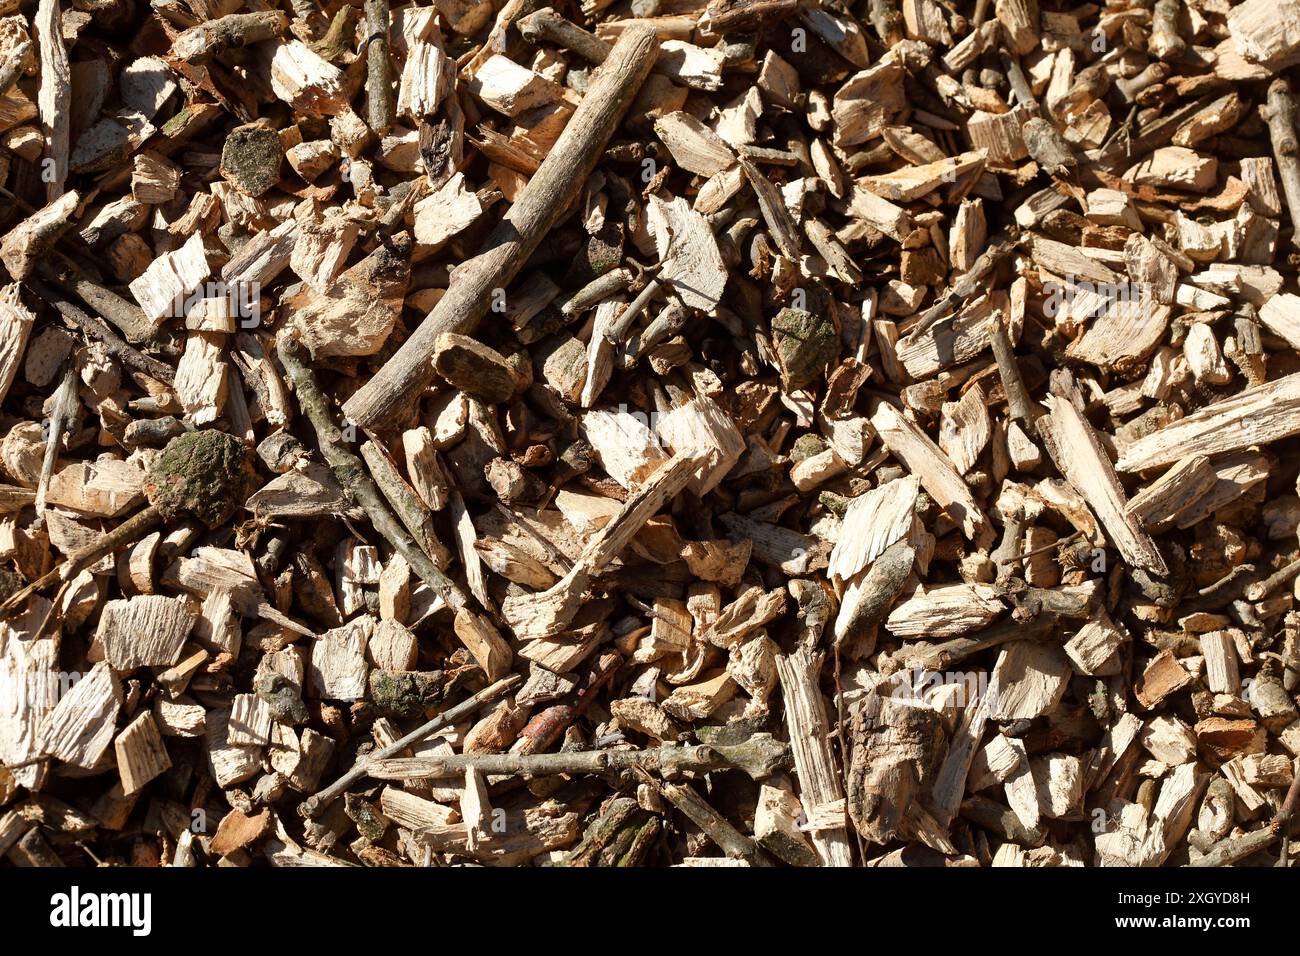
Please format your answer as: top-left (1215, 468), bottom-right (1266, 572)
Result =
top-left (776, 641), bottom-right (852, 867)
top-left (172, 11), bottom-right (288, 63)
top-left (872, 402), bottom-right (987, 541)
top-left (1118, 372), bottom-right (1300, 472)
top-left (114, 711), bottom-right (170, 795)
top-left (1040, 389), bottom-right (1167, 575)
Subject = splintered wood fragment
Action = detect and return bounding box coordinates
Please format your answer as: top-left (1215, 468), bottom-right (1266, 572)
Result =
top-left (717, 513), bottom-right (827, 575)
top-left (828, 475), bottom-right (918, 582)
top-left (114, 712), bottom-right (170, 795)
top-left (0, 598), bottom-right (56, 788)
top-left (503, 453), bottom-right (697, 641)
top-left (989, 641), bottom-right (1070, 720)
top-left (847, 692), bottom-right (946, 848)
top-left (0, 191), bottom-right (79, 282)
top-left (833, 539), bottom-right (914, 648)
top-left (269, 40), bottom-right (348, 116)
top-left (343, 27), bottom-right (659, 429)
top-left (647, 195), bottom-right (728, 311)
top-left (754, 784), bottom-right (819, 866)
top-left (1258, 294), bottom-right (1300, 350)
top-left (97, 595), bottom-right (198, 670)
top-left (775, 643), bottom-right (852, 866)
top-left (930, 693), bottom-right (990, 828)
top-left (871, 402), bottom-right (987, 540)
top-left (740, 157), bottom-right (801, 261)
top-left (858, 151), bottom-right (985, 203)
top-left (653, 111), bottom-right (734, 176)
top-left (1135, 650), bottom-right (1194, 710)
top-left (359, 441), bottom-right (445, 566)
top-left (832, 57), bottom-right (905, 149)
top-left (1117, 372), bottom-right (1300, 472)
top-left (469, 54), bottom-right (562, 117)
top-left (899, 295), bottom-right (1008, 382)
top-left (1040, 391), bottom-right (1167, 575)
top-left (0, 284), bottom-right (35, 416)
top-left (1230, 0), bottom-right (1300, 70)
top-left (1066, 301), bottom-right (1171, 373)
top-left (433, 334), bottom-right (516, 404)
top-left (38, 661), bottom-right (119, 769)
top-left (654, 396), bottom-right (745, 497)
top-left (1125, 456), bottom-right (1217, 531)
top-left (845, 181), bottom-right (914, 242)
top-left (34, 0), bottom-right (69, 201)
top-left (286, 241), bottom-right (409, 360)
top-left (938, 385), bottom-right (990, 476)
top-left (581, 407), bottom-right (668, 489)
top-left (128, 231), bottom-right (209, 332)
top-left (886, 583), bottom-right (1005, 638)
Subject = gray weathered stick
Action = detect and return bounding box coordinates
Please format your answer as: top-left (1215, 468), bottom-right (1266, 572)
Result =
top-left (367, 735), bottom-right (789, 781)
top-left (1265, 78), bottom-right (1300, 250)
top-left (364, 0), bottom-right (395, 131)
top-left (342, 26), bottom-right (659, 430)
top-left (518, 7), bottom-right (610, 64)
top-left (32, 364), bottom-right (78, 529)
top-left (1186, 826), bottom-right (1278, 868)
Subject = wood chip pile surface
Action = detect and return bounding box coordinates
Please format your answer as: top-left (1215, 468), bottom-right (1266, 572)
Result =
top-left (1, 0), bottom-right (1299, 868)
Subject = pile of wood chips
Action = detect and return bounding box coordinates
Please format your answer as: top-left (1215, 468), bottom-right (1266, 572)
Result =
top-left (2, 0), bottom-right (1300, 869)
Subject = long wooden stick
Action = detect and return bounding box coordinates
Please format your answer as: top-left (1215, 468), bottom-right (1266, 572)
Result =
top-left (342, 25), bottom-right (659, 430)
top-left (363, 0), bottom-right (395, 131)
top-left (518, 7), bottom-right (610, 64)
top-left (277, 334), bottom-right (513, 678)
top-left (1186, 825), bottom-right (1279, 868)
top-left (1265, 77), bottom-right (1300, 250)
top-left (277, 334), bottom-right (468, 614)
top-left (34, 0), bottom-right (70, 202)
top-left (641, 771), bottom-right (773, 866)
top-left (0, 505), bottom-right (165, 617)
top-left (366, 734), bottom-right (788, 781)
top-left (27, 279), bottom-right (176, 383)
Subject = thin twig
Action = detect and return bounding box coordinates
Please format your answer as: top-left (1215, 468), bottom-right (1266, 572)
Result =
top-left (277, 333), bottom-right (470, 614)
top-left (299, 675), bottom-right (521, 818)
top-left (27, 279), bottom-right (175, 384)
top-left (0, 505), bottom-right (165, 617)
top-left (1244, 556), bottom-right (1300, 602)
top-left (32, 363), bottom-right (78, 529)
top-left (997, 529), bottom-right (1083, 566)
